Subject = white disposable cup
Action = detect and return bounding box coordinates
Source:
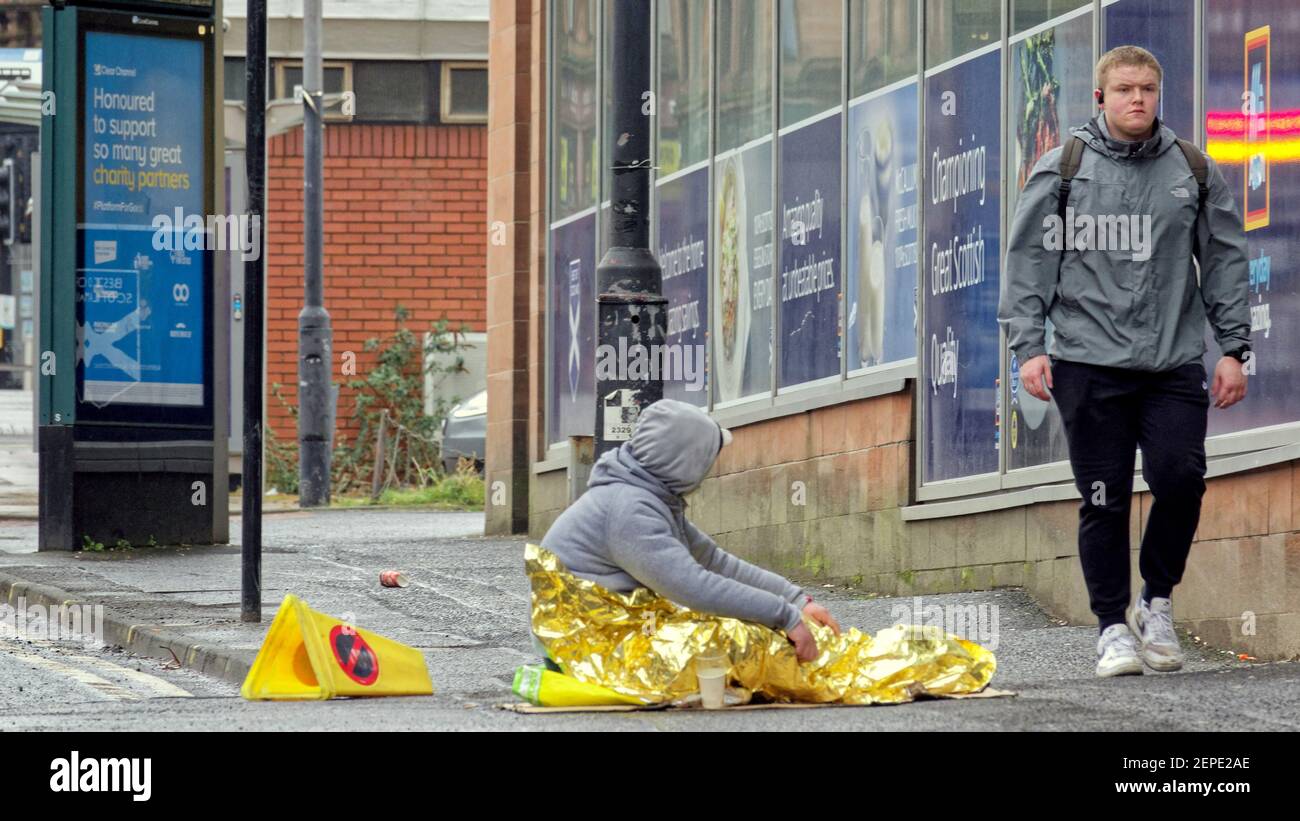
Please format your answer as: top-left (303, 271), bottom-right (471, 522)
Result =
top-left (697, 668), bottom-right (726, 709)
top-left (694, 649), bottom-right (728, 709)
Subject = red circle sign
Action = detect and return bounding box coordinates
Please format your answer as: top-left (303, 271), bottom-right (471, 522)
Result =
top-left (329, 625), bottom-right (379, 685)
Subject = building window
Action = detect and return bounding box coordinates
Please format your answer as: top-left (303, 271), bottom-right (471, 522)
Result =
top-left (274, 60), bottom-right (353, 121)
top-left (716, 0), bottom-right (775, 154)
top-left (551, 0), bottom-right (599, 221)
top-left (849, 0), bottom-right (918, 98)
top-left (354, 61), bottom-right (432, 123)
top-left (224, 57), bottom-right (246, 103)
top-left (440, 62), bottom-right (488, 124)
top-left (657, 0), bottom-right (711, 175)
top-left (1012, 0), bottom-right (1090, 35)
top-left (779, 0), bottom-right (842, 129)
top-left (0, 7), bottom-right (41, 49)
top-left (925, 0), bottom-right (1000, 68)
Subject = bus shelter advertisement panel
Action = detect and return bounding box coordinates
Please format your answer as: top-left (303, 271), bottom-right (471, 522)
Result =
top-left (656, 166), bottom-right (709, 405)
top-left (923, 49), bottom-right (1002, 483)
top-left (778, 111), bottom-right (841, 389)
top-left (847, 81), bottom-right (919, 373)
top-left (1205, 0), bottom-right (1300, 436)
top-left (80, 31), bottom-right (206, 408)
top-left (1006, 13), bottom-right (1093, 470)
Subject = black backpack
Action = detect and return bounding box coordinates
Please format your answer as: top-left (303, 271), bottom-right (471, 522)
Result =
top-left (1056, 135), bottom-right (1208, 224)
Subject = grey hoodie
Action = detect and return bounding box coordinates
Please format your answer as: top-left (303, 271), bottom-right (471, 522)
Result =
top-left (998, 114), bottom-right (1252, 372)
top-left (539, 399), bottom-right (806, 632)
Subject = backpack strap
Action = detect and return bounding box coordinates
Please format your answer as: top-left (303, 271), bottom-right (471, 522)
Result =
top-left (1057, 136), bottom-right (1086, 223)
top-left (1174, 137), bottom-right (1209, 214)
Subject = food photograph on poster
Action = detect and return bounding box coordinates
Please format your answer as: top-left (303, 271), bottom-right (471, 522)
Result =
top-left (846, 79), bottom-right (919, 374)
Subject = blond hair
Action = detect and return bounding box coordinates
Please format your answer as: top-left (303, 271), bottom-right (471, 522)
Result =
top-left (1095, 46), bottom-right (1163, 90)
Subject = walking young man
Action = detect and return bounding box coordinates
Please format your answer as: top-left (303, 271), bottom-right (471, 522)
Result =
top-left (998, 46), bottom-right (1253, 677)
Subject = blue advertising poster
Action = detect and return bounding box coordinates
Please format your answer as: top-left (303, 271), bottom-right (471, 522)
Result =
top-left (79, 31), bottom-right (206, 408)
top-left (1104, 0), bottom-right (1195, 140)
top-left (713, 138), bottom-right (774, 404)
top-left (656, 164), bottom-right (710, 404)
top-left (1204, 0), bottom-right (1300, 436)
top-left (778, 110), bottom-right (841, 389)
top-left (847, 81), bottom-right (919, 372)
top-left (922, 47), bottom-right (1002, 483)
top-left (548, 212), bottom-right (597, 443)
top-left (1006, 10), bottom-right (1093, 470)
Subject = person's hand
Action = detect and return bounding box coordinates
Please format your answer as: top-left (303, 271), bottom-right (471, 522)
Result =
top-left (1211, 355), bottom-right (1248, 409)
top-left (786, 621), bottom-right (819, 663)
top-left (802, 601), bottom-right (841, 636)
top-left (1019, 354), bottom-right (1054, 401)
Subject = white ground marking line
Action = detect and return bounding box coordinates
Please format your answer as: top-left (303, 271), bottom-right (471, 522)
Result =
top-left (63, 654), bottom-right (194, 699)
top-left (0, 636), bottom-right (141, 701)
top-left (305, 554), bottom-right (518, 622)
top-left (0, 623), bottom-right (192, 699)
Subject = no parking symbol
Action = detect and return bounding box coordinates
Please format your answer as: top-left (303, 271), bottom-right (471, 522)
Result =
top-left (330, 624), bottom-right (379, 686)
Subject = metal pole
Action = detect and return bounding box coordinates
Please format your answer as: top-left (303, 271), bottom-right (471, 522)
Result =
top-left (371, 409), bottom-right (388, 501)
top-left (242, 0), bottom-right (267, 622)
top-left (298, 0), bottom-right (333, 506)
top-left (594, 0), bottom-right (665, 460)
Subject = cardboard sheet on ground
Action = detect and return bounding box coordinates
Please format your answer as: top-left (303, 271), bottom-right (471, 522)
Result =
top-left (501, 684), bottom-right (1017, 714)
top-left (522, 544), bottom-right (1000, 708)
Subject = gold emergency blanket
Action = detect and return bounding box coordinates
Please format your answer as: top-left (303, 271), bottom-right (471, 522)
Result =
top-left (526, 543), bottom-right (996, 705)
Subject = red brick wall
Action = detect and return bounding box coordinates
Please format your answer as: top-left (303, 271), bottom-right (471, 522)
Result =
top-left (264, 124), bottom-right (487, 444)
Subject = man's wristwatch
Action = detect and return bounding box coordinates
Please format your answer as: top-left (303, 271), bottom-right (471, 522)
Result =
top-left (1226, 345), bottom-right (1251, 363)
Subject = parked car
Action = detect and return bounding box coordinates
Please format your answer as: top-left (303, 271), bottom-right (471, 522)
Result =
top-left (441, 390), bottom-right (486, 475)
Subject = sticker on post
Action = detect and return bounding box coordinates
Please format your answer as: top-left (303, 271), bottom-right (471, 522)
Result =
top-left (603, 388), bottom-right (639, 441)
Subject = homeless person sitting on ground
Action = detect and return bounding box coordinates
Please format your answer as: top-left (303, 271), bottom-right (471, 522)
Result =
top-left (526, 399), bottom-right (996, 706)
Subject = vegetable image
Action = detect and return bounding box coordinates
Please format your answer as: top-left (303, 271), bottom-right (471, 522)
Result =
top-left (1018, 31), bottom-right (1061, 191)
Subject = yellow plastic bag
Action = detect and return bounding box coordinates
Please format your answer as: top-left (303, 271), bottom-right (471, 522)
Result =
top-left (512, 664), bottom-right (646, 707)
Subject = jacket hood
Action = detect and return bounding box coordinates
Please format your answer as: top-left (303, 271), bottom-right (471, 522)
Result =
top-left (586, 445), bottom-right (680, 506)
top-left (587, 399), bottom-right (724, 500)
top-left (1072, 113), bottom-right (1179, 162)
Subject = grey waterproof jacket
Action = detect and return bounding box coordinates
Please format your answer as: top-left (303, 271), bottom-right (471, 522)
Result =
top-left (998, 114), bottom-right (1252, 371)
top-left (540, 399), bottom-right (806, 631)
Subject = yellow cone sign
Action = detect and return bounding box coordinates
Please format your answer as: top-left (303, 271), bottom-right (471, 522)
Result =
top-left (241, 594), bottom-right (434, 700)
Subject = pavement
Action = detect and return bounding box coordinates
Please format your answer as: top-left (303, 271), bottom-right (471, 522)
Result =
top-left (1, 507), bottom-right (1298, 730)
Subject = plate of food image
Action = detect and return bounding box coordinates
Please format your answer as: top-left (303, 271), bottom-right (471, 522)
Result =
top-left (714, 156), bottom-right (750, 402)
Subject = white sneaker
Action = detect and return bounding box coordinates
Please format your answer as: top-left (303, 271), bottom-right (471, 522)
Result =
top-left (1096, 624), bottom-right (1144, 677)
top-left (1127, 595), bottom-right (1185, 672)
